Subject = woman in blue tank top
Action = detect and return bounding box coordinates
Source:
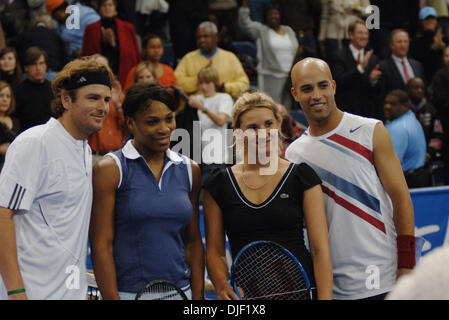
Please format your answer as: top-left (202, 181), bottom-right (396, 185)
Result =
top-left (89, 83), bottom-right (204, 300)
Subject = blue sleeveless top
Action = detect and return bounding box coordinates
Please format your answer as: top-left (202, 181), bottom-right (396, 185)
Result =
top-left (108, 140), bottom-right (193, 293)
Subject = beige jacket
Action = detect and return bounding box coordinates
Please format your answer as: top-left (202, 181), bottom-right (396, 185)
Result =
top-left (319, 0), bottom-right (371, 41)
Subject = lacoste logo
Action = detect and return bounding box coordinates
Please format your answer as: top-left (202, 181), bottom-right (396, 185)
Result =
top-left (280, 193), bottom-right (289, 199)
top-left (349, 125), bottom-right (363, 133)
top-left (77, 76), bottom-right (87, 83)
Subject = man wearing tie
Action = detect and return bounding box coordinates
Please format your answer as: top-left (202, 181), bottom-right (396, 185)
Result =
top-left (333, 19), bottom-right (383, 119)
top-left (379, 29), bottom-right (425, 103)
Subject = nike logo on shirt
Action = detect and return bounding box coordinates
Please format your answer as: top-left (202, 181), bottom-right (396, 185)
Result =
top-left (350, 125), bottom-right (363, 133)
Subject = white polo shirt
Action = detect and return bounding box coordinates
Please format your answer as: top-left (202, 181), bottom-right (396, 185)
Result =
top-left (0, 118), bottom-right (92, 300)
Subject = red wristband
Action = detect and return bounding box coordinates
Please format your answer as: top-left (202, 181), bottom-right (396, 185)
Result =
top-left (397, 235), bottom-right (416, 269)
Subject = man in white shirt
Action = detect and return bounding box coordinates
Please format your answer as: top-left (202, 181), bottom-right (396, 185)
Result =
top-left (0, 57), bottom-right (114, 300)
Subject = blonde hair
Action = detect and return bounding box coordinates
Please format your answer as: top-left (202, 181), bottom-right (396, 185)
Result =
top-left (232, 90), bottom-right (281, 129)
top-left (51, 56), bottom-right (115, 118)
top-left (197, 65), bottom-right (220, 88)
top-left (133, 61), bottom-right (155, 83)
top-left (0, 81), bottom-right (15, 116)
top-left (232, 90), bottom-right (283, 160)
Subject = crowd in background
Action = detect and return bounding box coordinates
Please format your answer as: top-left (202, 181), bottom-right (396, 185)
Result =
top-left (0, 0), bottom-right (449, 187)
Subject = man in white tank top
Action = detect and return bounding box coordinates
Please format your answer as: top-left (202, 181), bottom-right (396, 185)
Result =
top-left (285, 58), bottom-right (416, 299)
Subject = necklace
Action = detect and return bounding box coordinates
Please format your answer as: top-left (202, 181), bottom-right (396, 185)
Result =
top-left (240, 164), bottom-right (279, 190)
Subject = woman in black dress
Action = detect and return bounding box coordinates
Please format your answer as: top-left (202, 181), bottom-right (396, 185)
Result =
top-left (203, 91), bottom-right (332, 300)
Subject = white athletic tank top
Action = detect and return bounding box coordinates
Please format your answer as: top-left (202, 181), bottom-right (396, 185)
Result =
top-left (286, 112), bottom-right (397, 299)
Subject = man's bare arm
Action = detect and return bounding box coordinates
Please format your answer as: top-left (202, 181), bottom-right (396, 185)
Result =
top-left (0, 207), bottom-right (27, 299)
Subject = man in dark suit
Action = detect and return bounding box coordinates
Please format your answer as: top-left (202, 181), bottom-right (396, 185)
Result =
top-left (379, 29), bottom-right (425, 99)
top-left (333, 20), bottom-right (383, 119)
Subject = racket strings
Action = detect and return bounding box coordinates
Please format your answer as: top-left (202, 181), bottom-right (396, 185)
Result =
top-left (233, 244), bottom-right (309, 300)
top-left (139, 282), bottom-right (186, 300)
top-left (245, 288), bottom-right (311, 300)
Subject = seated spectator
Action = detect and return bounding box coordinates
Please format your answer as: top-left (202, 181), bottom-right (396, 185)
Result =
top-left (174, 21), bottom-right (249, 99)
top-left (238, 0), bottom-right (299, 108)
top-left (13, 46), bottom-right (53, 132)
top-left (410, 6), bottom-right (448, 85)
top-left (133, 61), bottom-right (157, 85)
top-left (0, 47), bottom-right (22, 88)
top-left (187, 65), bottom-right (233, 180)
top-left (82, 0), bottom-right (140, 87)
top-left (384, 89), bottom-right (430, 188)
top-left (0, 81), bottom-right (19, 170)
top-left (379, 29), bottom-right (425, 99)
top-left (14, 13), bottom-right (68, 80)
top-left (46, 0), bottom-right (100, 58)
top-left (88, 54), bottom-right (126, 162)
top-left (406, 77), bottom-right (444, 165)
top-left (123, 33), bottom-right (176, 91)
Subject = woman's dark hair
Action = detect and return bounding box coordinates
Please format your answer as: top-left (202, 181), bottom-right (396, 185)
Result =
top-left (264, 3), bottom-right (281, 24)
top-left (0, 47), bottom-right (22, 87)
top-left (123, 83), bottom-right (177, 118)
top-left (142, 33), bottom-right (164, 58)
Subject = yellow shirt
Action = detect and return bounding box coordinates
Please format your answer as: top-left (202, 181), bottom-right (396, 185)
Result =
top-left (174, 48), bottom-right (249, 98)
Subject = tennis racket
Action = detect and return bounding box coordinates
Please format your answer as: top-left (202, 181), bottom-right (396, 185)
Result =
top-left (231, 241), bottom-right (314, 300)
top-left (86, 270), bottom-right (101, 300)
top-left (135, 280), bottom-right (189, 300)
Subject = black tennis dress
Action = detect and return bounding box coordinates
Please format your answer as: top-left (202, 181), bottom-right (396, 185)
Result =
top-left (204, 162), bottom-right (321, 285)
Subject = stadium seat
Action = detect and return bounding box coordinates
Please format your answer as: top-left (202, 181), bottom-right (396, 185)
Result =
top-left (232, 41), bottom-right (257, 58)
top-left (161, 42), bottom-right (175, 68)
top-left (232, 41), bottom-right (258, 89)
top-left (288, 109), bottom-right (309, 127)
